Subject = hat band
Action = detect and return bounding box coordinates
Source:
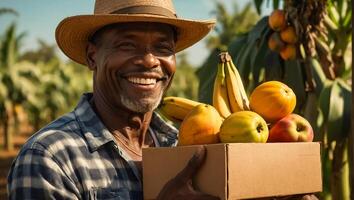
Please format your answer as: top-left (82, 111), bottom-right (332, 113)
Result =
top-left (111, 5), bottom-right (177, 18)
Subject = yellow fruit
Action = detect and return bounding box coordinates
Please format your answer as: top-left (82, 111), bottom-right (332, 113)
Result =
top-left (178, 104), bottom-right (223, 146)
top-left (268, 10), bottom-right (287, 31)
top-left (219, 111), bottom-right (269, 143)
top-left (268, 32), bottom-right (286, 52)
top-left (213, 56), bottom-right (232, 118)
top-left (280, 44), bottom-right (297, 60)
top-left (249, 81), bottom-right (296, 122)
top-left (280, 26), bottom-right (298, 44)
top-left (159, 96), bottom-right (201, 122)
top-left (224, 53), bottom-right (250, 112)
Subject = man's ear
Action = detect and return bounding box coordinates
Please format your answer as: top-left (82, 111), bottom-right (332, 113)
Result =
top-left (86, 42), bottom-right (97, 71)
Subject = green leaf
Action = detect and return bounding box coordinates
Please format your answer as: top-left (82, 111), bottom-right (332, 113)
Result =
top-left (273, 0), bottom-right (280, 10)
top-left (253, 0), bottom-right (264, 15)
top-left (196, 49), bottom-right (220, 104)
top-left (342, 8), bottom-right (352, 28)
top-left (264, 51), bottom-right (283, 81)
top-left (328, 3), bottom-right (340, 25)
top-left (319, 80), bottom-right (333, 122)
top-left (310, 58), bottom-right (327, 96)
top-left (320, 79), bottom-right (351, 142)
top-left (283, 59), bottom-right (306, 111)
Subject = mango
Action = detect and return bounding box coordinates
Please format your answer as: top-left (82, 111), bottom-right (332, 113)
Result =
top-left (178, 104), bottom-right (223, 146)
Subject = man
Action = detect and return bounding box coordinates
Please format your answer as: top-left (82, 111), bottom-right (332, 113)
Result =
top-left (8, 0), bottom-right (219, 199)
top-left (8, 0), bottom-right (318, 199)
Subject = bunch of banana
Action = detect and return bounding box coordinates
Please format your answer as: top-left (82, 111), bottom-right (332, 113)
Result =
top-left (158, 96), bottom-right (201, 123)
top-left (213, 52), bottom-right (250, 117)
top-left (212, 54), bottom-right (232, 118)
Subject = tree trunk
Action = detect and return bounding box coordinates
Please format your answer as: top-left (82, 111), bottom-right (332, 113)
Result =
top-left (4, 110), bottom-right (13, 151)
top-left (331, 139), bottom-right (349, 200)
top-left (349, 89), bottom-right (353, 200)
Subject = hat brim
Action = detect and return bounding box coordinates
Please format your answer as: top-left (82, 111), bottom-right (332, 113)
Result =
top-left (55, 14), bottom-right (216, 65)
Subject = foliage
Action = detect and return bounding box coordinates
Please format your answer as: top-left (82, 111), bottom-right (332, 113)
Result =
top-left (197, 0), bottom-right (260, 103)
top-left (206, 1), bottom-right (259, 50)
top-left (0, 20), bottom-right (92, 148)
top-left (198, 0), bottom-right (352, 199)
top-left (165, 52), bottom-right (199, 100)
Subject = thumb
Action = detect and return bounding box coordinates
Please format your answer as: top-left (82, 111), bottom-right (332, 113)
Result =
top-left (175, 145), bottom-right (207, 183)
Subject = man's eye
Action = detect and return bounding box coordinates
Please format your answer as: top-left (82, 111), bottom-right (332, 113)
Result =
top-left (118, 42), bottom-right (136, 49)
top-left (156, 44), bottom-right (174, 54)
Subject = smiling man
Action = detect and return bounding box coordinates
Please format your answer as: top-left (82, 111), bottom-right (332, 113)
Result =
top-left (7, 0), bottom-right (319, 200)
top-left (7, 0), bottom-right (219, 199)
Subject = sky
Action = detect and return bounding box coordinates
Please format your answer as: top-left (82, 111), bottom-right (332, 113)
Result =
top-left (0, 0), bottom-right (272, 66)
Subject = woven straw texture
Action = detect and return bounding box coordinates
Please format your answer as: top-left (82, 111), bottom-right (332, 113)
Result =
top-left (55, 0), bottom-right (216, 65)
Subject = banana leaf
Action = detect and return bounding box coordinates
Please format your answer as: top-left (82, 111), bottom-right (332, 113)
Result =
top-left (319, 79), bottom-right (351, 142)
top-left (283, 59), bottom-right (307, 111)
top-left (196, 49), bottom-right (219, 104)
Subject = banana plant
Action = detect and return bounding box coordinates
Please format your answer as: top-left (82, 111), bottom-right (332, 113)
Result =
top-left (0, 22), bottom-right (34, 151)
top-left (198, 0), bottom-right (351, 199)
top-left (166, 52), bottom-right (199, 100)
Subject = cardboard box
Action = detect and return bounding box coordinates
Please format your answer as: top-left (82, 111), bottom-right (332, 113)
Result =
top-left (142, 143), bottom-right (322, 200)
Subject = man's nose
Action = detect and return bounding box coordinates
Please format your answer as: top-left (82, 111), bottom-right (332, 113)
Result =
top-left (133, 53), bottom-right (160, 68)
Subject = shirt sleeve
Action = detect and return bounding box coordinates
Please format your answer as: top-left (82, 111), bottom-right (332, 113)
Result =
top-left (7, 147), bottom-right (80, 200)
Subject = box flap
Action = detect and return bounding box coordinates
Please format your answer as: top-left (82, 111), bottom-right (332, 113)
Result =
top-left (227, 142), bottom-right (322, 199)
top-left (143, 144), bottom-right (228, 200)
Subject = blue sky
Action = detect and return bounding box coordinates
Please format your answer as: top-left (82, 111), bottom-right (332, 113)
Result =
top-left (0, 0), bottom-right (272, 66)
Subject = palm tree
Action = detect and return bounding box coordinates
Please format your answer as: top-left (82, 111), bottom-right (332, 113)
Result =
top-left (0, 23), bottom-right (38, 151)
top-left (206, 1), bottom-right (259, 50)
top-left (197, 1), bottom-right (260, 104)
top-left (165, 52), bottom-right (199, 100)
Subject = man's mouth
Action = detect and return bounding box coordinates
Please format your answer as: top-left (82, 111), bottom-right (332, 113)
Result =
top-left (127, 77), bottom-right (157, 85)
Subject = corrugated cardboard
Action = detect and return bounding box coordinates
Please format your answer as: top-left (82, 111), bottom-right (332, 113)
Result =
top-left (142, 143), bottom-right (322, 200)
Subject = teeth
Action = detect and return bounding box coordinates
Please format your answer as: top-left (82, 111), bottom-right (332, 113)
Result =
top-left (127, 77), bottom-right (157, 85)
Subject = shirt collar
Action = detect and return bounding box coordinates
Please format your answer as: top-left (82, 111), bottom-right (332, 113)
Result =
top-left (73, 93), bottom-right (178, 152)
top-left (74, 93), bottom-right (115, 152)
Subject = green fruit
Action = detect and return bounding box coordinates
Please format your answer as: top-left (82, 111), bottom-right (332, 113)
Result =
top-left (219, 111), bottom-right (269, 143)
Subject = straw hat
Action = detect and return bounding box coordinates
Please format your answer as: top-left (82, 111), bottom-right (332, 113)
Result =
top-left (55, 0), bottom-right (216, 65)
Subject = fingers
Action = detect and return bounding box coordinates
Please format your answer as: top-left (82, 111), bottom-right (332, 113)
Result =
top-left (175, 145), bottom-right (207, 183)
top-left (301, 194), bottom-right (318, 200)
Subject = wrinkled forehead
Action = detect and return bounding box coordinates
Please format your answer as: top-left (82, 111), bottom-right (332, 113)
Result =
top-left (90, 22), bottom-right (177, 44)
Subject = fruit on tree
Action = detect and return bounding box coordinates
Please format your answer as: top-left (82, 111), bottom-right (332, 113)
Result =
top-left (268, 10), bottom-right (287, 31)
top-left (280, 26), bottom-right (298, 44)
top-left (280, 44), bottom-right (297, 60)
top-left (268, 32), bottom-right (286, 52)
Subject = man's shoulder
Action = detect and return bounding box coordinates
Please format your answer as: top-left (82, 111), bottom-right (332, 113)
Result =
top-left (20, 112), bottom-right (83, 154)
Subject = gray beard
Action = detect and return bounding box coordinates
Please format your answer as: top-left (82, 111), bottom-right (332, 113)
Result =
top-left (120, 91), bottom-right (163, 113)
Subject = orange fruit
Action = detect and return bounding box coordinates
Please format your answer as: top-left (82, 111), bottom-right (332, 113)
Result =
top-left (280, 26), bottom-right (298, 44)
top-left (178, 104), bottom-right (223, 146)
top-left (249, 81), bottom-right (296, 122)
top-left (280, 44), bottom-right (296, 60)
top-left (268, 32), bottom-right (286, 52)
top-left (268, 10), bottom-right (287, 31)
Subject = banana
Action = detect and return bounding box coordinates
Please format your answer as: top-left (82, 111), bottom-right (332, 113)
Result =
top-left (158, 96), bottom-right (201, 122)
top-left (212, 55), bottom-right (232, 118)
top-left (223, 52), bottom-right (250, 112)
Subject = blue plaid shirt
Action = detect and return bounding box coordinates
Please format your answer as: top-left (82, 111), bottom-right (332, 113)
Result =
top-left (7, 93), bottom-right (178, 200)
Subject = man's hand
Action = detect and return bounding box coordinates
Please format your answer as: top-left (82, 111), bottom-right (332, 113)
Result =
top-left (156, 146), bottom-right (220, 200)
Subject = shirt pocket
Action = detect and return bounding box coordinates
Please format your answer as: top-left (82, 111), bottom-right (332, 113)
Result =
top-left (88, 187), bottom-right (130, 200)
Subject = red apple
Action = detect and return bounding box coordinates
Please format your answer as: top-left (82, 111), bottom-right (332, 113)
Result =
top-left (268, 114), bottom-right (314, 142)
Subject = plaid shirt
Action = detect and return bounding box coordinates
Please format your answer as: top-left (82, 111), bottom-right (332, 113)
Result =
top-left (7, 93), bottom-right (178, 200)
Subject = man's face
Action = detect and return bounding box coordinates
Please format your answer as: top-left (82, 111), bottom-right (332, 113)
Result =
top-left (87, 22), bottom-right (176, 113)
